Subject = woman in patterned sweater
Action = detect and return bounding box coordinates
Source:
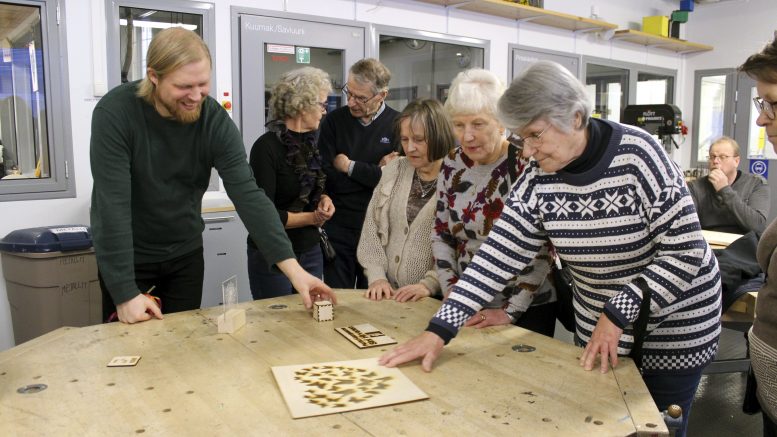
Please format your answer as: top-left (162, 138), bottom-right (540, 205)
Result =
top-left (357, 99), bottom-right (452, 302)
top-left (381, 61), bottom-right (721, 437)
top-left (434, 69), bottom-right (556, 334)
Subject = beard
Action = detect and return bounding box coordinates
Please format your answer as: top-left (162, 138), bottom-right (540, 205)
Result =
top-left (154, 92), bottom-right (203, 124)
top-left (165, 99), bottom-right (202, 124)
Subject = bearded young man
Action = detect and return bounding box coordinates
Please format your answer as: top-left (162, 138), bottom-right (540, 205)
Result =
top-left (90, 28), bottom-right (335, 325)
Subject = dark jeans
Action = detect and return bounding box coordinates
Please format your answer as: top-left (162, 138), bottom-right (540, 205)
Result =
top-left (642, 370), bottom-right (704, 437)
top-left (322, 221), bottom-right (367, 289)
top-left (515, 302), bottom-right (557, 338)
top-left (765, 412), bottom-right (777, 437)
top-left (247, 244), bottom-right (323, 300)
top-left (99, 246), bottom-right (205, 322)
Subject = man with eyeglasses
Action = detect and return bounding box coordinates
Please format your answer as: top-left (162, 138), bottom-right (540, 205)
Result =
top-left (318, 58), bottom-right (399, 289)
top-left (688, 136), bottom-right (769, 235)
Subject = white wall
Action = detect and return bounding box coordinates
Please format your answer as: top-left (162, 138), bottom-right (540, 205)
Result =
top-left (0, 0), bottom-right (756, 351)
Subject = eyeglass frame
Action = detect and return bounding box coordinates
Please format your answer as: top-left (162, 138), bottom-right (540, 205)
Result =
top-left (708, 153), bottom-right (738, 162)
top-left (342, 84), bottom-right (382, 106)
top-left (753, 96), bottom-right (776, 120)
top-left (506, 124), bottom-right (551, 149)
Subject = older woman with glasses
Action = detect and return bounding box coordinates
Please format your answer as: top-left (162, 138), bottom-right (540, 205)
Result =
top-left (247, 67), bottom-right (335, 299)
top-left (357, 99), bottom-right (453, 302)
top-left (740, 35), bottom-right (777, 437)
top-left (431, 68), bottom-right (557, 334)
top-left (381, 61), bottom-right (721, 437)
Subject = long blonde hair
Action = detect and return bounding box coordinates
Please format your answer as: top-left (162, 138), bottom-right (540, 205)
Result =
top-left (136, 27), bottom-right (211, 104)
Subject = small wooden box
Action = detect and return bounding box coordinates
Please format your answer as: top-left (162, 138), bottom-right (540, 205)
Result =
top-left (313, 301), bottom-right (333, 322)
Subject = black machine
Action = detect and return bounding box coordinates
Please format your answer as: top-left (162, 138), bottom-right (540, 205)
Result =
top-left (622, 104), bottom-right (683, 153)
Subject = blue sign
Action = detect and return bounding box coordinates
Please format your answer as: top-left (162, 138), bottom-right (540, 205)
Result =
top-left (750, 159), bottom-right (769, 179)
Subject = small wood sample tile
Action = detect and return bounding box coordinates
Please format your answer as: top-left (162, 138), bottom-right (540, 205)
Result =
top-left (107, 356), bottom-right (141, 367)
top-left (271, 357), bottom-right (428, 418)
top-left (335, 323), bottom-right (397, 349)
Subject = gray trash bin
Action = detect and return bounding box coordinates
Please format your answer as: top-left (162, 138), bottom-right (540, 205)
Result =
top-left (0, 225), bottom-right (101, 345)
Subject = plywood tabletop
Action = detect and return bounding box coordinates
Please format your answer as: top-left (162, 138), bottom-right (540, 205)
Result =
top-left (0, 292), bottom-right (667, 436)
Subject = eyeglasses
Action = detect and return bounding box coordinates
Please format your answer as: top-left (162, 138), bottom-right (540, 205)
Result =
top-left (317, 101), bottom-right (328, 112)
top-left (342, 84), bottom-right (379, 105)
top-left (753, 96), bottom-right (776, 120)
top-left (506, 124), bottom-right (551, 150)
top-left (708, 154), bottom-right (737, 161)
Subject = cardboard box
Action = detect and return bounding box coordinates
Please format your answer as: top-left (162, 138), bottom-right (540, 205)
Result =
top-left (643, 16), bottom-right (669, 37)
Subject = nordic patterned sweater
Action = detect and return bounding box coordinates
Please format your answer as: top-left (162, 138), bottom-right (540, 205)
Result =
top-left (427, 119), bottom-right (722, 374)
top-left (432, 143), bottom-right (554, 316)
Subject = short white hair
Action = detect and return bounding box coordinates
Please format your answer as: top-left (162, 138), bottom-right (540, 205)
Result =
top-left (498, 60), bottom-right (592, 133)
top-left (444, 68), bottom-right (505, 118)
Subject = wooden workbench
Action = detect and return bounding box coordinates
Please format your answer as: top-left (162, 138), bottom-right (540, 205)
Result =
top-left (0, 292), bottom-right (667, 436)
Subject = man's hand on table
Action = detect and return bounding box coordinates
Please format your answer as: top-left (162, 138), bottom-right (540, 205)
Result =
top-left (378, 331), bottom-right (444, 372)
top-left (278, 258), bottom-right (337, 309)
top-left (116, 293), bottom-right (163, 323)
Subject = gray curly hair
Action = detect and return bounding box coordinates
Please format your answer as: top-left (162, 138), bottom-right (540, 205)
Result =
top-left (269, 67), bottom-right (332, 121)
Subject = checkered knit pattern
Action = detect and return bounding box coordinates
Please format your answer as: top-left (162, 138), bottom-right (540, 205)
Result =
top-left (430, 119), bottom-right (722, 373)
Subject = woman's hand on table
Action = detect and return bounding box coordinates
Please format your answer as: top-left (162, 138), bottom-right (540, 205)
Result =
top-left (378, 331), bottom-right (444, 372)
top-left (580, 313), bottom-right (623, 373)
top-left (463, 308), bottom-right (511, 328)
top-left (393, 284), bottom-right (431, 302)
top-left (364, 279), bottom-right (393, 301)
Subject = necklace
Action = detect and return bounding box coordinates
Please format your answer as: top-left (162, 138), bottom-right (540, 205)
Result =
top-left (414, 171), bottom-right (437, 198)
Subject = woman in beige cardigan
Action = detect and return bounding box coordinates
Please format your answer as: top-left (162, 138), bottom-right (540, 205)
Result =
top-left (357, 99), bottom-right (455, 302)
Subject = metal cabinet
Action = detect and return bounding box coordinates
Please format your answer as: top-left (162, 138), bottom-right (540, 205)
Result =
top-left (201, 211), bottom-right (251, 308)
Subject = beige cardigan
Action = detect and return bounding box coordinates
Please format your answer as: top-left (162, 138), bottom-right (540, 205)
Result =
top-left (357, 158), bottom-right (441, 295)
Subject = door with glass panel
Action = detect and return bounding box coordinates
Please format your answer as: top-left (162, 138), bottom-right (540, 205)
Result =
top-left (691, 69), bottom-right (735, 171)
top-left (236, 14), bottom-right (364, 152)
top-left (585, 64), bottom-right (629, 122)
top-left (376, 29), bottom-right (486, 109)
top-left (510, 46), bottom-right (579, 80)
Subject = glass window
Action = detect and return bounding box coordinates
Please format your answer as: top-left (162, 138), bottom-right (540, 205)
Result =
top-left (695, 75), bottom-right (727, 162)
top-left (379, 35), bottom-right (485, 110)
top-left (119, 7), bottom-right (203, 83)
top-left (0, 0), bottom-right (72, 200)
top-left (586, 63), bottom-right (628, 122)
top-left (747, 86), bottom-right (776, 159)
top-left (637, 72), bottom-right (674, 105)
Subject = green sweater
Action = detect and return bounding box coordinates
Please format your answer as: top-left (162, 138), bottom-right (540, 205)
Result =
top-left (90, 81), bottom-right (294, 305)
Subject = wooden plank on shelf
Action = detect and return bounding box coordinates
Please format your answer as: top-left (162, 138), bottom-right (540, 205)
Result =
top-left (611, 29), bottom-right (713, 53)
top-left (415, 0), bottom-right (617, 32)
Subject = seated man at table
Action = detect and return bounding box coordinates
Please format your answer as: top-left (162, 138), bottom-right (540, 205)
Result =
top-left (688, 136), bottom-right (770, 235)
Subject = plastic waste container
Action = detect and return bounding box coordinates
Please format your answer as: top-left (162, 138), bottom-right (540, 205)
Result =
top-left (0, 225), bottom-right (101, 345)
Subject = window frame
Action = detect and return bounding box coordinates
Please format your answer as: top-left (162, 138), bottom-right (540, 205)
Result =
top-left (582, 56), bottom-right (677, 121)
top-left (690, 68), bottom-right (736, 169)
top-left (104, 0), bottom-right (216, 91)
top-left (0, 0), bottom-right (74, 201)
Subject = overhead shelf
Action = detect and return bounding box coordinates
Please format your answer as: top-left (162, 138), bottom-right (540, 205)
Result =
top-left (415, 0), bottom-right (618, 33)
top-left (610, 29), bottom-right (713, 54)
top-left (414, 1), bottom-right (714, 54)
